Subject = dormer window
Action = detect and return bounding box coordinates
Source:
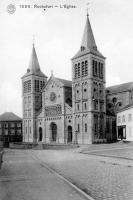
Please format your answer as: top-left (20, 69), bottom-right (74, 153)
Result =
top-left (27, 69), bottom-right (30, 73)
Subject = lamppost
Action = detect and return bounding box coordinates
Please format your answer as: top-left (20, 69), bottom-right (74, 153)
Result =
top-left (75, 130), bottom-right (78, 145)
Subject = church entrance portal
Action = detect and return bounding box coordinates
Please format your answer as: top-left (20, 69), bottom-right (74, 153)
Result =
top-left (39, 127), bottom-right (43, 141)
top-left (50, 123), bottom-right (57, 142)
top-left (67, 126), bottom-right (72, 143)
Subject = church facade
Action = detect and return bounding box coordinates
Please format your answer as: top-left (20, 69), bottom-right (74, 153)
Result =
top-left (21, 15), bottom-right (109, 144)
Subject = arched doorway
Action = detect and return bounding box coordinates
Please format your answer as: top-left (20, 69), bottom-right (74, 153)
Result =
top-left (50, 122), bottom-right (57, 142)
top-left (39, 127), bottom-right (43, 142)
top-left (67, 126), bottom-right (72, 143)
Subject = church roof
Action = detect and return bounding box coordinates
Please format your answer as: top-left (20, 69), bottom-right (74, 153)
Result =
top-left (72, 48), bottom-right (105, 60)
top-left (106, 82), bottom-right (133, 95)
top-left (0, 112), bottom-right (22, 122)
top-left (56, 77), bottom-right (72, 87)
top-left (43, 76), bottom-right (72, 92)
top-left (72, 15), bottom-right (105, 60)
top-left (81, 14), bottom-right (97, 50)
top-left (22, 44), bottom-right (47, 78)
top-left (117, 103), bottom-right (133, 113)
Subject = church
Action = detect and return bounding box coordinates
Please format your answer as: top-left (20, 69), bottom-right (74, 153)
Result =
top-left (22, 14), bottom-right (127, 144)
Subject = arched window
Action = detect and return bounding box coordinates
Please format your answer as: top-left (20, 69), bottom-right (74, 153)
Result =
top-left (98, 62), bottom-right (100, 76)
top-left (92, 60), bottom-right (95, 76)
top-left (78, 124), bottom-right (80, 132)
top-left (128, 114), bottom-right (132, 122)
top-left (85, 60), bottom-right (88, 76)
top-left (78, 63), bottom-right (80, 78)
top-left (117, 116), bottom-right (121, 124)
top-left (101, 63), bottom-right (103, 77)
top-left (77, 104), bottom-right (79, 111)
top-left (85, 123), bottom-right (87, 132)
top-left (95, 61), bottom-right (97, 76)
top-left (84, 103), bottom-right (87, 110)
top-left (82, 61), bottom-right (85, 76)
top-left (74, 64), bottom-right (78, 79)
top-left (122, 115), bottom-right (125, 122)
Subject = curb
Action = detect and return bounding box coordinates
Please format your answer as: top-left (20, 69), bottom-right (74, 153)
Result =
top-left (31, 153), bottom-right (95, 200)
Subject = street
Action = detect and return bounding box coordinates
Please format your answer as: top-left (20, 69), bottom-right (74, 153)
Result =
top-left (1, 143), bottom-right (133, 200)
top-left (32, 143), bottom-right (133, 200)
top-left (0, 149), bottom-right (90, 200)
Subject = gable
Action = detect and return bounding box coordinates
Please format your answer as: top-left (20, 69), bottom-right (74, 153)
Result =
top-left (43, 77), bottom-right (64, 106)
top-left (43, 76), bottom-right (63, 92)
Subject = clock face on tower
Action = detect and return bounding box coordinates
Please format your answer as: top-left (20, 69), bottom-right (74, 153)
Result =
top-left (50, 92), bottom-right (56, 102)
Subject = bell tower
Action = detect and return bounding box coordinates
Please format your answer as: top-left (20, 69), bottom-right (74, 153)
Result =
top-left (72, 14), bottom-right (106, 144)
top-left (22, 44), bottom-right (47, 143)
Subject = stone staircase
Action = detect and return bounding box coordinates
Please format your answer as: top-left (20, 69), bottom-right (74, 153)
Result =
top-left (9, 142), bottom-right (79, 150)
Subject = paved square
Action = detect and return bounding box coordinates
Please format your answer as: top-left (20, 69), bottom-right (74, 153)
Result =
top-left (34, 143), bottom-right (133, 200)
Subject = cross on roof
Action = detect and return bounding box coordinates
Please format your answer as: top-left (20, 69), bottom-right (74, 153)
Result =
top-left (86, 1), bottom-right (92, 16)
top-left (32, 34), bottom-right (37, 46)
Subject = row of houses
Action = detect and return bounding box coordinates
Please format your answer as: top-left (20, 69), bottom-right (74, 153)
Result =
top-left (0, 112), bottom-right (22, 147)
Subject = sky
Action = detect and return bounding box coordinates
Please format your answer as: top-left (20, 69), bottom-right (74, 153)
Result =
top-left (0, 0), bottom-right (133, 117)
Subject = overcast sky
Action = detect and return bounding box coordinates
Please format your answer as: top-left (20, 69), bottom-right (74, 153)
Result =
top-left (0, 0), bottom-right (133, 117)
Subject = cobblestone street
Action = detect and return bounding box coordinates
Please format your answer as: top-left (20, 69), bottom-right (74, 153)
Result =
top-left (1, 143), bottom-right (133, 200)
top-left (33, 143), bottom-right (133, 200)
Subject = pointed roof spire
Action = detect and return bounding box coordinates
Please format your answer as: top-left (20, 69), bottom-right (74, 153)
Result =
top-left (28, 44), bottom-right (41, 73)
top-left (51, 70), bottom-right (54, 77)
top-left (81, 14), bottom-right (97, 51)
top-left (72, 14), bottom-right (105, 60)
top-left (22, 43), bottom-right (47, 78)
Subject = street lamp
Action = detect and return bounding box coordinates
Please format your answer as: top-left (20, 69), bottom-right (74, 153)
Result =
top-left (75, 130), bottom-right (78, 145)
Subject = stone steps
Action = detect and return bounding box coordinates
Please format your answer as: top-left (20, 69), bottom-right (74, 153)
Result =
top-left (9, 142), bottom-right (79, 150)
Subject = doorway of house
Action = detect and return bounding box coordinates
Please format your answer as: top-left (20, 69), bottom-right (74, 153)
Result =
top-left (118, 126), bottom-right (126, 140)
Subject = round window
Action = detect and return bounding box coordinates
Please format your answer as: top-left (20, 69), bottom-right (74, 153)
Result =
top-left (50, 92), bottom-right (56, 101)
top-left (112, 97), bottom-right (117, 103)
top-left (84, 88), bottom-right (87, 92)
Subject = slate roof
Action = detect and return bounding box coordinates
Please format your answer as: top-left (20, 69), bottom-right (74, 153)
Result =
top-left (56, 77), bottom-right (72, 88)
top-left (22, 44), bottom-right (47, 78)
top-left (106, 82), bottom-right (133, 95)
top-left (81, 14), bottom-right (97, 51)
top-left (72, 15), bottom-right (105, 60)
top-left (22, 70), bottom-right (47, 78)
top-left (72, 48), bottom-right (105, 60)
top-left (0, 112), bottom-right (22, 122)
top-left (117, 103), bottom-right (133, 113)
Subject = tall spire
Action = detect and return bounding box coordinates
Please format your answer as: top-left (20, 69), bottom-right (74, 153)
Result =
top-left (81, 14), bottom-right (97, 51)
top-left (28, 44), bottom-right (41, 73)
top-left (72, 13), bottom-right (105, 60)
